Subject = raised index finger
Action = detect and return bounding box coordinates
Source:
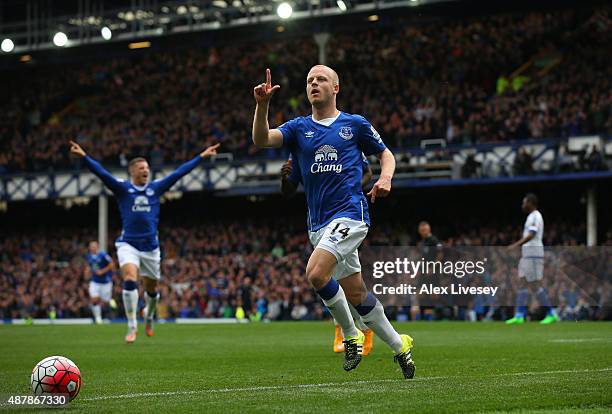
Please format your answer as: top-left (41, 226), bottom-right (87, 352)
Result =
top-left (266, 68), bottom-right (271, 87)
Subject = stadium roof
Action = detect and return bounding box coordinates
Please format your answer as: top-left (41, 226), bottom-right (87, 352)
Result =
top-left (0, 0), bottom-right (448, 53)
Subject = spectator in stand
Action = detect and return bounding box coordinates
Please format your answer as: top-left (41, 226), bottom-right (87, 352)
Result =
top-left (586, 145), bottom-right (607, 171)
top-left (513, 147), bottom-right (535, 176)
top-left (461, 154), bottom-right (481, 178)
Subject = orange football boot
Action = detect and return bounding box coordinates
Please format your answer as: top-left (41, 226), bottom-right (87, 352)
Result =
top-left (125, 329), bottom-right (137, 343)
top-left (362, 329), bottom-right (374, 356)
top-left (333, 325), bottom-right (345, 353)
top-left (145, 320), bottom-right (154, 337)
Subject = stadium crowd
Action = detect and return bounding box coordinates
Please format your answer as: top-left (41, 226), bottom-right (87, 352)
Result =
top-left (329, 8), bottom-right (611, 147)
top-left (1, 219), bottom-right (610, 322)
top-left (0, 6), bottom-right (610, 173)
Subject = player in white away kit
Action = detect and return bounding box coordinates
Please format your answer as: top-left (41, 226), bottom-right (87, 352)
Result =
top-left (506, 193), bottom-right (559, 324)
top-left (70, 140), bottom-right (220, 342)
top-left (252, 66), bottom-right (415, 378)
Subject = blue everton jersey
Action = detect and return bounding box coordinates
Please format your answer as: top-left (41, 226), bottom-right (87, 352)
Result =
top-left (84, 155), bottom-right (203, 251)
top-left (87, 251), bottom-right (113, 283)
top-left (279, 112), bottom-right (386, 231)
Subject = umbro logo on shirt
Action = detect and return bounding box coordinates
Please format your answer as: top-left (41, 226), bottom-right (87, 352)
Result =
top-left (305, 131), bottom-right (315, 138)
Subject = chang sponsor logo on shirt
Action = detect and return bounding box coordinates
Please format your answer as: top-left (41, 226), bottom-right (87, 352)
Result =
top-left (311, 145), bottom-right (342, 174)
top-left (132, 195), bottom-right (152, 212)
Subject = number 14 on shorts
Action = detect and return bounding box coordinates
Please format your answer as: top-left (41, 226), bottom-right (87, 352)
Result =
top-left (330, 222), bottom-right (350, 239)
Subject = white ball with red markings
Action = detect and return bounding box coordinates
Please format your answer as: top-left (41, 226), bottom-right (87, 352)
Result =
top-left (31, 356), bottom-right (82, 401)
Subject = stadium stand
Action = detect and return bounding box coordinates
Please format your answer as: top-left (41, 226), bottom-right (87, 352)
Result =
top-left (0, 6), bottom-right (610, 173)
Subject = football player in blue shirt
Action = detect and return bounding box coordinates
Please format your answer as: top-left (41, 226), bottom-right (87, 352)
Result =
top-left (252, 66), bottom-right (415, 378)
top-left (86, 241), bottom-right (115, 324)
top-left (280, 154), bottom-right (376, 355)
top-left (70, 140), bottom-right (220, 343)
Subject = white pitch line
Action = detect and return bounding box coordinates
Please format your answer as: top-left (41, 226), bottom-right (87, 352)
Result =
top-left (82, 367), bottom-right (612, 402)
top-left (82, 379), bottom-right (415, 401)
top-left (548, 338), bottom-right (611, 343)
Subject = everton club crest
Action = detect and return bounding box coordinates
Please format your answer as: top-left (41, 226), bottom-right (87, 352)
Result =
top-left (339, 126), bottom-right (353, 140)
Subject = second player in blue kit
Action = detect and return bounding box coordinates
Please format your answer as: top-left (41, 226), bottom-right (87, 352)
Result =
top-left (70, 140), bottom-right (220, 342)
top-left (85, 240), bottom-right (115, 324)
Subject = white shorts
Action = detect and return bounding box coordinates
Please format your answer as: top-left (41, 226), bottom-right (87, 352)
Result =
top-left (308, 217), bottom-right (368, 280)
top-left (518, 257), bottom-right (544, 282)
top-left (88, 281), bottom-right (113, 302)
top-left (115, 242), bottom-right (162, 280)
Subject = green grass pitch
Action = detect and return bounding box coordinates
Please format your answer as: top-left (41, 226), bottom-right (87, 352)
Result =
top-left (0, 322), bottom-right (611, 413)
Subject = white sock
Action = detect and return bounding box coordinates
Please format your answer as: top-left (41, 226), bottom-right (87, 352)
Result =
top-left (145, 292), bottom-right (159, 321)
top-left (349, 304), bottom-right (369, 331)
top-left (122, 289), bottom-right (138, 331)
top-left (321, 287), bottom-right (359, 339)
top-left (362, 300), bottom-right (403, 353)
top-left (468, 310), bottom-right (477, 322)
top-left (91, 304), bottom-right (102, 323)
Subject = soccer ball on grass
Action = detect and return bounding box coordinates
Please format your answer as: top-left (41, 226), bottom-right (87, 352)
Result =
top-left (31, 356), bottom-right (82, 401)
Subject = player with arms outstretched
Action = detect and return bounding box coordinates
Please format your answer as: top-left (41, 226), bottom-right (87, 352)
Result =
top-left (506, 193), bottom-right (559, 324)
top-left (86, 241), bottom-right (115, 324)
top-left (253, 66), bottom-right (415, 378)
top-left (70, 141), bottom-right (220, 342)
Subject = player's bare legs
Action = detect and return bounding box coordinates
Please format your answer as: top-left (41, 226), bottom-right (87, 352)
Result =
top-left (306, 249), bottom-right (358, 339)
top-left (143, 277), bottom-right (159, 336)
top-left (306, 248), bottom-right (363, 371)
top-left (121, 264), bottom-right (139, 343)
top-left (341, 272), bottom-right (415, 379)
